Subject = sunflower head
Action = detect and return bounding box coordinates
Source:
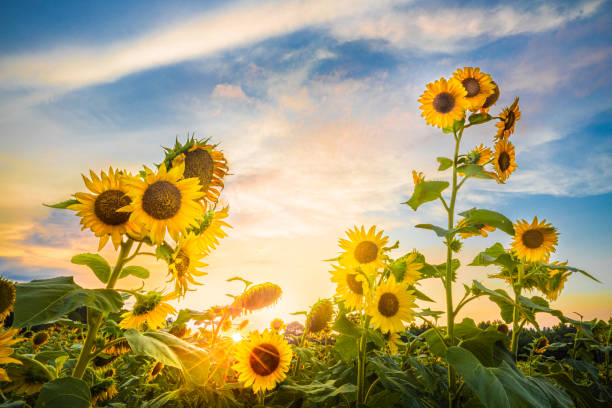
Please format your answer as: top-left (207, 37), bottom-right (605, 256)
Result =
top-left (367, 276), bottom-right (417, 334)
top-left (534, 337), bottom-right (549, 353)
top-left (119, 291), bottom-right (176, 330)
top-left (270, 318), bottom-right (284, 331)
top-left (92, 355), bottom-right (118, 372)
top-left (31, 332), bottom-right (49, 348)
top-left (495, 97), bottom-right (521, 140)
top-left (168, 233), bottom-right (208, 298)
top-left (1, 356), bottom-right (52, 395)
top-left (455, 218), bottom-right (496, 239)
top-left (234, 283), bottom-right (282, 313)
top-left (511, 217), bottom-right (559, 263)
top-left (91, 378), bottom-right (118, 405)
top-left (190, 206), bottom-right (231, 253)
top-left (330, 264), bottom-right (369, 310)
top-left (493, 139), bottom-right (517, 183)
top-left (103, 338), bottom-right (132, 355)
top-left (147, 362), bottom-right (164, 382)
top-left (481, 81), bottom-right (500, 112)
top-left (391, 252), bottom-right (423, 285)
top-left (418, 77), bottom-right (469, 129)
top-left (234, 329), bottom-right (292, 393)
top-left (0, 329), bottom-right (25, 368)
top-left (306, 299), bottom-right (334, 334)
top-left (412, 171), bottom-right (424, 186)
top-left (0, 277), bottom-right (16, 322)
top-left (543, 261), bottom-right (570, 301)
top-left (452, 67), bottom-right (495, 111)
top-left (338, 226), bottom-right (389, 274)
top-left (69, 167), bottom-right (142, 250)
top-left (466, 144), bottom-right (493, 166)
top-left (497, 324), bottom-right (509, 336)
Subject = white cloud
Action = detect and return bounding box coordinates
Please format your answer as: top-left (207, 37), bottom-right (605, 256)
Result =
top-left (211, 83), bottom-right (248, 100)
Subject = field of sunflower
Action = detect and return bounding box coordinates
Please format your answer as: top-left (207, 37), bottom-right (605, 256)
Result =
top-left (0, 67), bottom-right (610, 408)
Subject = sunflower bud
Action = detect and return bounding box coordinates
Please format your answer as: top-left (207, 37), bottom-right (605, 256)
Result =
top-left (91, 379), bottom-right (118, 405)
top-left (306, 299), bottom-right (334, 334)
top-left (234, 283), bottom-right (282, 312)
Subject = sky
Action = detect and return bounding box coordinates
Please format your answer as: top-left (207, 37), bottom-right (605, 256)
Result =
top-left (0, 0), bottom-right (611, 330)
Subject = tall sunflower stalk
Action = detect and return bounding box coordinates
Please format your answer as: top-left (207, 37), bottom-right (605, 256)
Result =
top-left (411, 67), bottom-right (519, 404)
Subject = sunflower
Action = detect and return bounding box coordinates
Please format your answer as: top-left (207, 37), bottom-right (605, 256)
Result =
top-left (0, 329), bottom-right (24, 383)
top-left (367, 276), bottom-right (417, 334)
top-left (452, 67), bottom-right (495, 111)
top-left (466, 144), bottom-right (493, 166)
top-left (397, 252), bottom-right (424, 285)
top-left (0, 277), bottom-right (15, 323)
top-left (455, 218), bottom-right (496, 239)
top-left (31, 332), bottom-right (49, 348)
top-left (147, 362), bottom-right (164, 382)
top-left (385, 331), bottom-right (403, 355)
top-left (168, 233), bottom-right (208, 298)
top-left (495, 97), bottom-right (521, 140)
top-left (194, 206), bottom-right (231, 253)
top-left (412, 171), bottom-right (424, 185)
top-left (493, 139), bottom-right (517, 182)
top-left (233, 283), bottom-right (282, 313)
top-left (418, 77), bottom-right (469, 129)
top-left (103, 338), bottom-right (132, 355)
top-left (270, 318), bottom-right (284, 331)
top-left (69, 168), bottom-right (143, 250)
top-left (1, 356), bottom-right (53, 395)
top-left (92, 355), bottom-right (118, 372)
top-left (91, 379), bottom-right (118, 405)
top-left (511, 217), bottom-right (559, 263)
top-left (330, 264), bottom-right (369, 310)
top-left (305, 299), bottom-right (334, 334)
top-left (534, 337), bottom-right (549, 354)
top-left (120, 162), bottom-right (205, 245)
top-left (234, 329), bottom-right (292, 393)
top-left (338, 226), bottom-right (388, 274)
top-left (543, 261), bottom-right (569, 301)
top-left (119, 291), bottom-right (176, 330)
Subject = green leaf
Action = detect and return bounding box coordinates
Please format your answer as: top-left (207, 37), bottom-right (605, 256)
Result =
top-left (281, 379), bottom-right (357, 404)
top-left (456, 164), bottom-right (494, 179)
top-left (410, 286), bottom-right (434, 302)
top-left (443, 118), bottom-right (465, 134)
top-left (35, 377), bottom-right (91, 408)
top-left (459, 208), bottom-right (515, 235)
top-left (124, 329), bottom-right (210, 383)
top-left (71, 253), bottom-right (111, 284)
top-left (155, 243), bottom-right (174, 261)
top-left (334, 334), bottom-right (359, 362)
top-left (43, 199), bottom-right (80, 209)
top-left (468, 112), bottom-right (493, 124)
top-left (404, 181), bottom-right (449, 211)
top-left (422, 328), bottom-right (447, 357)
top-left (119, 265), bottom-right (150, 279)
top-left (415, 224), bottom-right (451, 237)
top-left (332, 313), bottom-right (362, 338)
top-left (437, 157), bottom-right (453, 171)
top-left (13, 276), bottom-right (123, 328)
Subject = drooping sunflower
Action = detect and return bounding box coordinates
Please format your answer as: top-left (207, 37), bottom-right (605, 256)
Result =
top-left (233, 283), bottom-right (282, 313)
top-left (119, 291), bottom-right (176, 331)
top-left (330, 264), bottom-right (368, 310)
top-left (534, 337), bottom-right (549, 354)
top-left (511, 217), bottom-right (559, 263)
top-left (120, 162), bottom-right (205, 244)
top-left (168, 233), bottom-right (208, 298)
top-left (0, 329), bottom-right (24, 383)
top-left (31, 332), bottom-right (49, 348)
top-left (147, 362), bottom-right (164, 382)
top-left (92, 355), bottom-right (118, 372)
top-left (1, 356), bottom-right (52, 395)
top-left (164, 137), bottom-right (229, 205)
top-left (0, 277), bottom-right (16, 322)
top-left (367, 276), bottom-right (417, 334)
top-left (193, 206), bottom-right (231, 253)
top-left (480, 81), bottom-right (500, 113)
top-left (90, 379), bottom-right (119, 405)
top-left (466, 144), bottom-right (493, 166)
top-left (418, 77), bottom-right (469, 129)
top-left (495, 97), bottom-right (521, 140)
top-left (412, 170), bottom-right (424, 185)
top-left (68, 168), bottom-right (143, 250)
top-left (455, 218), bottom-right (496, 239)
top-left (493, 139), bottom-right (517, 182)
top-left (103, 338), bottom-right (132, 355)
top-left (452, 67), bottom-right (495, 111)
top-left (234, 329), bottom-right (292, 393)
top-left (543, 261), bottom-right (570, 301)
top-left (338, 226), bottom-right (388, 274)
top-left (395, 252), bottom-right (423, 285)
top-left (385, 331), bottom-right (403, 355)
top-left (305, 299), bottom-right (334, 334)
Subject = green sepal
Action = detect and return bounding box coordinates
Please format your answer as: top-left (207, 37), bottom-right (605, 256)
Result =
top-left (43, 199), bottom-right (80, 209)
top-left (437, 157), bottom-right (453, 171)
top-left (442, 118), bottom-right (465, 134)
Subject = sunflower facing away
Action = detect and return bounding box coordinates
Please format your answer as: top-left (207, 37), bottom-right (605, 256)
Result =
top-left (493, 139), bottom-right (517, 182)
top-left (543, 261), bottom-right (570, 301)
top-left (452, 67), bottom-right (495, 111)
top-left (119, 291), bottom-right (176, 330)
top-left (330, 264), bottom-right (368, 310)
top-left (171, 141), bottom-right (228, 205)
top-left (412, 170), bottom-right (424, 185)
top-left (1, 356), bottom-right (53, 395)
top-left (495, 97), bottom-right (521, 140)
top-left (418, 77), bottom-right (469, 129)
top-left (396, 252), bottom-right (423, 285)
top-left (305, 299), bottom-right (334, 334)
top-left (0, 329), bottom-right (24, 382)
top-left (0, 277), bottom-right (16, 323)
top-left (147, 362), bottom-right (164, 382)
top-left (511, 217), bottom-right (559, 263)
top-left (466, 144), bottom-right (493, 166)
top-left (233, 283), bottom-right (282, 313)
top-left (367, 276), bottom-right (417, 334)
top-left (168, 232), bottom-right (208, 298)
top-left (91, 379), bottom-right (119, 405)
top-left (121, 162), bottom-right (205, 244)
top-left (455, 218), bottom-right (496, 239)
top-left (339, 226), bottom-right (388, 274)
top-left (69, 168), bottom-right (143, 250)
top-left (194, 206), bottom-right (231, 253)
top-left (480, 81), bottom-right (500, 113)
top-left (234, 329), bottom-right (292, 393)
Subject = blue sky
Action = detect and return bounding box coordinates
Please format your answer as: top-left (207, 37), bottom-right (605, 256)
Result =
top-left (0, 0), bottom-right (611, 327)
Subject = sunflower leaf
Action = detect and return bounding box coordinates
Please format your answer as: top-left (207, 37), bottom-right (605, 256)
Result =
top-left (443, 118), bottom-right (465, 134)
top-left (415, 224), bottom-right (451, 237)
top-left (404, 181), bottom-right (449, 211)
top-left (459, 208), bottom-right (515, 235)
top-left (43, 199), bottom-right (80, 209)
top-left (119, 265), bottom-right (150, 279)
top-left (437, 157), bottom-right (453, 171)
top-left (35, 377), bottom-right (91, 408)
top-left (71, 253), bottom-right (111, 283)
top-left (468, 112), bottom-right (493, 124)
top-left (457, 164), bottom-right (494, 179)
top-left (332, 313), bottom-right (362, 338)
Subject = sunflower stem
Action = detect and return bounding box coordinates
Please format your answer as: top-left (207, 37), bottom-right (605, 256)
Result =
top-left (356, 313), bottom-right (370, 406)
top-left (510, 263), bottom-right (524, 360)
top-left (72, 238), bottom-right (134, 379)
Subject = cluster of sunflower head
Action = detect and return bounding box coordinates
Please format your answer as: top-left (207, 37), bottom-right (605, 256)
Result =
top-left (418, 66), bottom-right (520, 184)
top-left (61, 137), bottom-right (231, 328)
top-left (330, 226), bottom-right (423, 350)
